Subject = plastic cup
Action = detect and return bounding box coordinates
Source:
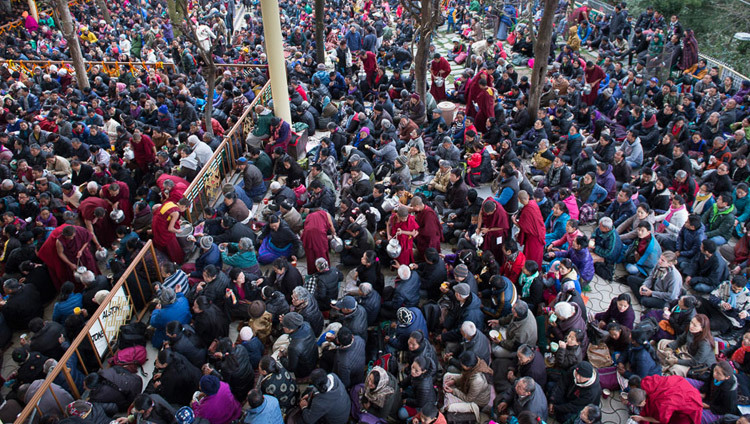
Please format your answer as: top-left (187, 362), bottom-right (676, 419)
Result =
top-left (263, 198), bottom-right (269, 204)
top-left (489, 330), bottom-right (500, 341)
top-left (550, 342), bottom-right (559, 352)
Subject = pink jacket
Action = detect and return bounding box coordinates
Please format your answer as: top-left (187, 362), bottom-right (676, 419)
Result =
top-left (552, 229), bottom-right (583, 249)
top-left (562, 195), bottom-right (580, 220)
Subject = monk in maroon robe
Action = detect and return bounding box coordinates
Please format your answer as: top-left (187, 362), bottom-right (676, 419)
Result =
top-left (102, 181), bottom-right (133, 226)
top-left (57, 225), bottom-right (100, 290)
top-left (478, 198), bottom-right (509, 263)
top-left (514, 193), bottom-right (546, 268)
top-left (474, 79), bottom-right (496, 133)
top-left (411, 198), bottom-right (442, 262)
top-left (130, 130), bottom-right (157, 172)
top-left (583, 62), bottom-right (606, 106)
top-left (157, 174), bottom-right (189, 204)
top-left (429, 54), bottom-right (452, 103)
top-left (466, 69), bottom-right (494, 119)
top-left (302, 210), bottom-right (335, 272)
top-left (79, 196), bottom-right (116, 249)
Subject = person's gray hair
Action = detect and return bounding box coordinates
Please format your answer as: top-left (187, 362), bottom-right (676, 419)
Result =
top-left (359, 282), bottom-right (373, 295)
top-left (599, 216), bottom-right (613, 229)
top-left (513, 299), bottom-right (529, 316)
top-left (292, 286), bottom-right (310, 300)
top-left (517, 344), bottom-right (534, 358)
top-left (518, 376), bottom-right (536, 393)
top-left (238, 237), bottom-right (254, 251)
top-left (79, 270), bottom-right (96, 285)
top-left (675, 169), bottom-right (687, 179)
top-left (315, 257), bottom-right (329, 271)
top-left (539, 138), bottom-right (549, 148)
top-left (460, 321), bottom-right (477, 337)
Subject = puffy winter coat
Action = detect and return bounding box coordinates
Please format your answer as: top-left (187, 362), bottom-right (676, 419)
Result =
top-left (281, 322), bottom-right (318, 378)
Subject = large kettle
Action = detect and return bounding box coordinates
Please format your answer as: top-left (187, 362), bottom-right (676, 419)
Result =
top-left (330, 236), bottom-right (344, 253)
top-left (386, 238), bottom-right (402, 259)
top-left (110, 209), bottom-right (125, 224)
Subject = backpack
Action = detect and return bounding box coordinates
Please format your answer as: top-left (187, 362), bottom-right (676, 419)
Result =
top-left (633, 316), bottom-right (658, 340)
top-left (372, 352), bottom-right (398, 378)
top-left (108, 345), bottom-right (148, 375)
top-left (117, 322), bottom-right (148, 349)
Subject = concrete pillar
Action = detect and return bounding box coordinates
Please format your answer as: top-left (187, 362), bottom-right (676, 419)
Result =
top-left (28, 0), bottom-right (38, 21)
top-left (260, 0), bottom-right (291, 123)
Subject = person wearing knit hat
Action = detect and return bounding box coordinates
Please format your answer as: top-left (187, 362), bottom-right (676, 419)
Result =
top-left (574, 361), bottom-right (595, 380)
top-left (158, 105), bottom-right (169, 115)
top-left (282, 311), bottom-right (304, 331)
top-left (199, 374), bottom-right (221, 396)
top-left (454, 264), bottom-right (469, 280)
top-left (338, 295), bottom-right (357, 311)
top-left (395, 155), bottom-right (407, 168)
top-left (549, 360), bottom-right (600, 422)
top-left (397, 264), bottom-right (411, 280)
top-left (199, 235), bottom-right (214, 250)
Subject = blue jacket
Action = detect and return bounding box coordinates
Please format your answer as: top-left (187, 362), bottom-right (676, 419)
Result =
top-left (149, 293), bottom-right (192, 347)
top-left (676, 225), bottom-right (705, 260)
top-left (628, 235), bottom-right (662, 276)
top-left (386, 271), bottom-right (420, 309)
top-left (240, 337), bottom-right (265, 370)
top-left (191, 244), bottom-right (222, 278)
top-left (620, 345), bottom-right (661, 378)
top-left (456, 293), bottom-right (485, 333)
top-left (390, 307), bottom-right (429, 350)
top-left (606, 199), bottom-right (637, 228)
top-left (545, 212), bottom-right (570, 245)
top-left (52, 293), bottom-right (83, 323)
top-left (243, 395), bottom-right (284, 424)
top-left (585, 183), bottom-right (609, 205)
top-left (345, 30), bottom-right (362, 51)
top-left (555, 247), bottom-right (595, 282)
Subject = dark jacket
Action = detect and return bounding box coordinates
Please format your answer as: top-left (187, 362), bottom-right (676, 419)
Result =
top-left (156, 351), bottom-right (202, 406)
top-left (215, 345), bottom-right (255, 402)
top-left (333, 335), bottom-right (366, 389)
top-left (300, 373), bottom-right (351, 424)
top-left (550, 364), bottom-right (601, 419)
top-left (384, 271), bottom-right (420, 310)
top-left (3, 284), bottom-right (43, 331)
top-left (340, 305), bottom-right (369, 340)
top-left (169, 326), bottom-right (207, 368)
top-left (296, 297), bottom-right (325, 337)
top-left (268, 265), bottom-right (304, 303)
top-left (281, 322), bottom-right (318, 379)
top-left (313, 268), bottom-right (343, 308)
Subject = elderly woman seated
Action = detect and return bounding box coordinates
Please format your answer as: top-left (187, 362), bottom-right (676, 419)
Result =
top-left (220, 237), bottom-right (260, 276)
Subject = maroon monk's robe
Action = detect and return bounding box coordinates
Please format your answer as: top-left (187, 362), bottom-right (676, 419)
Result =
top-left (102, 181), bottom-right (133, 226)
top-left (59, 225), bottom-right (101, 290)
top-left (389, 214), bottom-right (420, 266)
top-left (302, 210), bottom-right (332, 272)
top-left (78, 197), bottom-right (116, 248)
top-left (429, 57), bottom-right (452, 102)
top-left (37, 225), bottom-right (73, 290)
top-left (465, 70), bottom-right (491, 118)
top-left (480, 198), bottom-right (509, 263)
top-left (414, 205), bottom-right (443, 262)
top-left (474, 86), bottom-right (496, 133)
top-left (517, 199), bottom-right (546, 268)
top-left (131, 134), bottom-right (156, 171)
top-left (583, 64), bottom-right (605, 105)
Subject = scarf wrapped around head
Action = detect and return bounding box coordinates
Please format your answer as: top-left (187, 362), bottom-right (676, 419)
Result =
top-left (363, 366), bottom-right (394, 408)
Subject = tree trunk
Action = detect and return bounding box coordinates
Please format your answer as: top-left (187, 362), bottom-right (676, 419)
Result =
top-left (53, 0), bottom-right (89, 90)
top-left (314, 0), bottom-right (325, 63)
top-left (167, 0), bottom-right (184, 36)
top-left (204, 64), bottom-right (216, 137)
top-left (527, 0), bottom-right (556, 119)
top-left (414, 30), bottom-right (431, 101)
top-left (96, 0), bottom-right (112, 25)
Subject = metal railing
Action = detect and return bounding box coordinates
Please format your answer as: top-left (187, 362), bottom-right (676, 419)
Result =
top-left (183, 79), bottom-right (273, 223)
top-left (15, 240), bottom-right (162, 423)
top-left (1, 60), bottom-right (269, 78)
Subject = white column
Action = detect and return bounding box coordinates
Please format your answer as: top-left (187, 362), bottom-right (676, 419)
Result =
top-left (260, 0), bottom-right (291, 123)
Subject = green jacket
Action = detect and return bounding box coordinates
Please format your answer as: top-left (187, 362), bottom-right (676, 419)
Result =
top-left (253, 112), bottom-right (274, 137)
top-left (702, 204), bottom-right (735, 240)
top-left (254, 151), bottom-right (273, 179)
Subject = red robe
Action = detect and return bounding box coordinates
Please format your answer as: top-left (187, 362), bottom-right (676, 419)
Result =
top-left (362, 51), bottom-right (378, 86)
top-left (583, 65), bottom-right (605, 106)
top-left (465, 70), bottom-right (494, 119)
top-left (79, 197), bottom-right (116, 248)
top-left (389, 214), bottom-right (420, 266)
top-left (516, 200), bottom-right (546, 267)
top-left (58, 225), bottom-right (101, 290)
top-left (430, 57), bottom-right (451, 102)
top-left (414, 205), bottom-right (443, 262)
top-left (102, 181), bottom-right (133, 226)
top-left (474, 86), bottom-right (496, 133)
top-left (302, 210), bottom-right (332, 271)
top-left (152, 201), bottom-right (184, 263)
top-left (639, 375), bottom-right (703, 424)
top-left (37, 225), bottom-right (72, 290)
top-left (131, 134), bottom-right (156, 171)
top-left (156, 174), bottom-right (189, 203)
top-left (480, 198), bottom-right (509, 263)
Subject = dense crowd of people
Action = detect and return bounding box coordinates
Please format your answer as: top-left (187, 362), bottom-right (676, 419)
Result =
top-left (1, 0), bottom-right (750, 423)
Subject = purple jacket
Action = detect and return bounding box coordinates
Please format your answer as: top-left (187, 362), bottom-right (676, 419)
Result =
top-left (594, 297), bottom-right (636, 329)
top-left (555, 247), bottom-right (595, 283)
top-left (596, 165), bottom-right (616, 198)
top-left (192, 382), bottom-right (242, 424)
